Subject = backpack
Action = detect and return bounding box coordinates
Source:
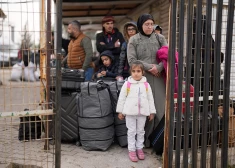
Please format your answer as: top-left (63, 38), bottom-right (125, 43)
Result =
top-left (126, 81), bottom-right (148, 95)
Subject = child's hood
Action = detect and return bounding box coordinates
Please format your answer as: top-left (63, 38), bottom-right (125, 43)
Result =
top-left (127, 76), bottom-right (147, 84)
top-left (99, 50), bottom-right (115, 65)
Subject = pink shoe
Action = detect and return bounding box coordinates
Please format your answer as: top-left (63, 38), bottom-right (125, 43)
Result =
top-left (137, 149), bottom-right (145, 160)
top-left (129, 151), bottom-right (138, 162)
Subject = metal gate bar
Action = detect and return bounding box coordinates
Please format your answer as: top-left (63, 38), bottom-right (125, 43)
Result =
top-left (201, 1), bottom-right (212, 168)
top-left (55, 0), bottom-right (62, 167)
top-left (192, 1), bottom-right (202, 167)
top-left (221, 0), bottom-right (235, 167)
top-left (184, 0), bottom-right (193, 167)
top-left (174, 0), bottom-right (185, 167)
top-left (165, 0), bottom-right (177, 167)
top-left (210, 0), bottom-right (223, 167)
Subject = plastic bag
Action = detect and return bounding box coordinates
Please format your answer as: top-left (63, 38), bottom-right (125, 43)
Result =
top-left (24, 61), bottom-right (36, 82)
top-left (10, 61), bottom-right (24, 82)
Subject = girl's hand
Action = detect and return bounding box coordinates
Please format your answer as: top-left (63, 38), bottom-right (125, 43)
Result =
top-left (148, 114), bottom-right (155, 121)
top-left (116, 76), bottom-right (123, 81)
top-left (118, 113), bottom-right (125, 120)
top-left (101, 71), bottom-right (107, 76)
top-left (97, 73), bottom-right (103, 78)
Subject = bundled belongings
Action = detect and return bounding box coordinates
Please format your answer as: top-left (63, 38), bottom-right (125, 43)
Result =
top-left (24, 61), bottom-right (37, 82)
top-left (50, 91), bottom-right (79, 143)
top-left (19, 109), bottom-right (42, 141)
top-left (106, 81), bottom-right (127, 147)
top-left (77, 81), bottom-right (114, 151)
top-left (218, 102), bottom-right (235, 147)
top-left (61, 68), bottom-right (85, 91)
top-left (10, 61), bottom-right (24, 82)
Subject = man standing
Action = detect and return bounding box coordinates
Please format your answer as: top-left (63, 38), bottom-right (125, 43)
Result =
top-left (63, 20), bottom-right (93, 81)
top-left (96, 15), bottom-right (125, 63)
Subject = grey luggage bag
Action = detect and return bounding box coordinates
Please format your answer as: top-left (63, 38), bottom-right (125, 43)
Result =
top-left (106, 81), bottom-right (127, 147)
top-left (77, 81), bottom-right (114, 151)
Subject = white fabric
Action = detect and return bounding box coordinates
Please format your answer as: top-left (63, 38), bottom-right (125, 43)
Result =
top-left (116, 76), bottom-right (156, 116)
top-left (24, 61), bottom-right (36, 82)
top-left (10, 61), bottom-right (24, 82)
top-left (126, 115), bottom-right (146, 151)
top-left (34, 67), bottom-right (40, 81)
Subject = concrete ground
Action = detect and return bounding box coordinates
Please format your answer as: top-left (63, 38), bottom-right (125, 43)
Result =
top-left (0, 69), bottom-right (163, 168)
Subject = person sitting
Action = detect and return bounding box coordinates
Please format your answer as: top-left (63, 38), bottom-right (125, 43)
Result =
top-left (95, 50), bottom-right (118, 80)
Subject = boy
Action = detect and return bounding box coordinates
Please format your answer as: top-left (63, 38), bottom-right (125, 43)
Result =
top-left (95, 50), bottom-right (118, 79)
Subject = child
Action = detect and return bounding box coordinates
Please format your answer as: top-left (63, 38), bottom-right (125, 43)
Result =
top-left (95, 50), bottom-right (118, 79)
top-left (116, 61), bottom-right (156, 162)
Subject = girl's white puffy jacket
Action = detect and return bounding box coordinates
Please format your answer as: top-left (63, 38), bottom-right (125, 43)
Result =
top-left (116, 76), bottom-right (156, 116)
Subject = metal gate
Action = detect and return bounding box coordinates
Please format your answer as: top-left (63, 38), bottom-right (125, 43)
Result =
top-left (0, 0), bottom-right (60, 167)
top-left (164, 0), bottom-right (235, 167)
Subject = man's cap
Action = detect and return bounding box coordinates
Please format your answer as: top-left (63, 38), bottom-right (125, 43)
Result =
top-left (102, 15), bottom-right (115, 24)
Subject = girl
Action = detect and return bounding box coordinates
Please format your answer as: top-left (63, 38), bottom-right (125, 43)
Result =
top-left (116, 61), bottom-right (156, 162)
top-left (127, 13), bottom-right (167, 147)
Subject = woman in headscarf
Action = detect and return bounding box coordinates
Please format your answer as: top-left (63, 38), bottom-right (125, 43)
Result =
top-left (116, 21), bottom-right (138, 80)
top-left (127, 13), bottom-right (167, 147)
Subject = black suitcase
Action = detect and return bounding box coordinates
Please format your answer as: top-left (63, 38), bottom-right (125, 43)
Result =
top-left (61, 68), bottom-right (85, 91)
top-left (50, 91), bottom-right (79, 143)
top-left (19, 109), bottom-right (42, 141)
top-left (149, 115), bottom-right (165, 155)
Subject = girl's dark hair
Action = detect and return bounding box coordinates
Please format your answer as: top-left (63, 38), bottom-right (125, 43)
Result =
top-left (130, 61), bottom-right (145, 75)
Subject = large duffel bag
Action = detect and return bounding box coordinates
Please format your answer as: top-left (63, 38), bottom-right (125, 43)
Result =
top-left (77, 81), bottom-right (114, 151)
top-left (61, 68), bottom-right (85, 91)
top-left (106, 81), bottom-right (127, 147)
top-left (50, 91), bottom-right (79, 143)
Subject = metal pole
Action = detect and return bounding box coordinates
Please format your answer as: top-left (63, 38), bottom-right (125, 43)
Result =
top-left (201, 0), bottom-right (212, 167)
top-left (192, 1), bottom-right (202, 167)
top-left (184, 0), bottom-right (193, 167)
top-left (175, 0), bottom-right (185, 167)
top-left (55, 0), bottom-right (62, 167)
top-left (163, 0), bottom-right (176, 167)
top-left (210, 0), bottom-right (223, 167)
top-left (39, 0), bottom-right (46, 104)
top-left (44, 0), bottom-right (52, 151)
top-left (221, 0), bottom-right (234, 167)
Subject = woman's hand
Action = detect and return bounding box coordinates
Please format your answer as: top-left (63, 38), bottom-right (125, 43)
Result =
top-left (118, 113), bottom-right (125, 120)
top-left (148, 65), bottom-right (161, 77)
